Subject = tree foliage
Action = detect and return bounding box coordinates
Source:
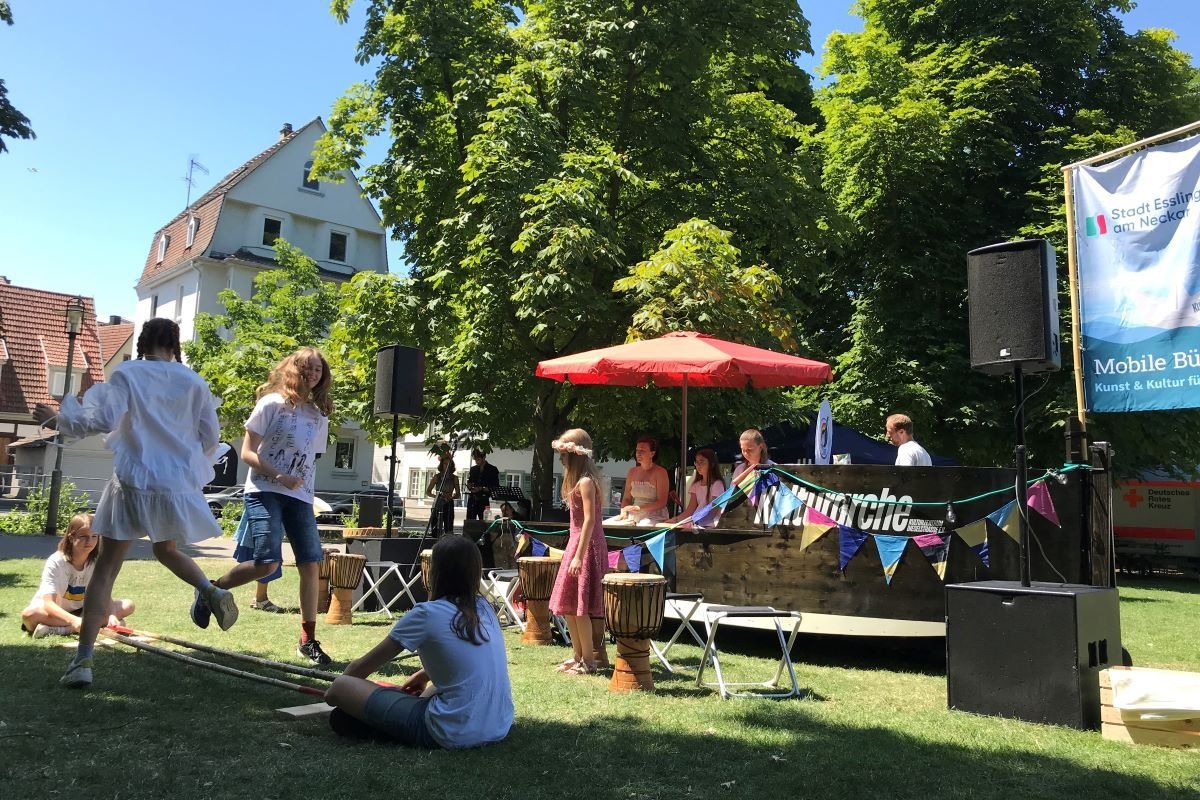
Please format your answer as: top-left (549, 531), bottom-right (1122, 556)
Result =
top-left (315, 1), bottom-right (828, 510)
top-left (0, 2), bottom-right (36, 155)
top-left (184, 241), bottom-right (340, 440)
top-left (813, 0), bottom-right (1200, 473)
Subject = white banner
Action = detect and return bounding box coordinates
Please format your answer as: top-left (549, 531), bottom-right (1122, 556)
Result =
top-left (1072, 134), bottom-right (1200, 411)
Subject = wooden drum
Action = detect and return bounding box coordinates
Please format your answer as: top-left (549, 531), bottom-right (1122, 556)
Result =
top-left (518, 556), bottom-right (561, 645)
top-left (419, 548), bottom-right (434, 594)
top-left (603, 573), bottom-right (667, 692)
top-left (317, 547), bottom-right (338, 614)
top-left (325, 552), bottom-right (367, 625)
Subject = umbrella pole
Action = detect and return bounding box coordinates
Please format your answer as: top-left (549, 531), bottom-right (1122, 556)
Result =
top-left (679, 375), bottom-right (688, 503)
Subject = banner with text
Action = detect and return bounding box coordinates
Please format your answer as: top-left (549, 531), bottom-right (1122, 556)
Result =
top-left (1073, 134), bottom-right (1200, 411)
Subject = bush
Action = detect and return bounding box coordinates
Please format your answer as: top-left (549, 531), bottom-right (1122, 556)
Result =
top-left (0, 479), bottom-right (93, 535)
top-left (339, 500), bottom-right (359, 529)
top-left (219, 500), bottom-right (244, 538)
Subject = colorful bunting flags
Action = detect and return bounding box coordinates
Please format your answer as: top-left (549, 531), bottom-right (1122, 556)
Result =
top-left (874, 534), bottom-right (909, 585)
top-left (530, 539), bottom-right (549, 557)
top-left (987, 500), bottom-right (1020, 542)
top-left (750, 470), bottom-right (781, 506)
top-left (622, 544), bottom-right (643, 573)
top-left (645, 532), bottom-right (667, 570)
top-left (838, 524), bottom-right (869, 571)
top-left (691, 500), bottom-right (721, 528)
top-left (912, 533), bottom-right (949, 580)
top-left (799, 506), bottom-right (837, 551)
top-left (606, 549), bottom-right (622, 570)
top-left (1026, 480), bottom-right (1060, 526)
top-left (953, 519), bottom-right (989, 567)
top-left (766, 484), bottom-right (805, 527)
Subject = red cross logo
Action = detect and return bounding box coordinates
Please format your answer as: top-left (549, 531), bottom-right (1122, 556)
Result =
top-left (1122, 488), bottom-right (1144, 508)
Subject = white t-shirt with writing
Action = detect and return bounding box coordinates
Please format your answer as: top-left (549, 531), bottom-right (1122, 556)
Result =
top-left (244, 393), bottom-right (328, 504)
top-left (896, 440), bottom-right (933, 467)
top-left (31, 551), bottom-right (93, 612)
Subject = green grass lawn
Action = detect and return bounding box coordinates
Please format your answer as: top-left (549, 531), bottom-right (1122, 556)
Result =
top-left (1, 559), bottom-right (1196, 799)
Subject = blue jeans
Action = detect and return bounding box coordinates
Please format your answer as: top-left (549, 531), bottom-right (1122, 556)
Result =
top-left (363, 689), bottom-right (440, 748)
top-left (244, 491), bottom-right (324, 566)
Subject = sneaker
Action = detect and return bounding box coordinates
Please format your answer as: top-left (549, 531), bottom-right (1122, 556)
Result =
top-left (251, 600), bottom-right (286, 614)
top-left (61, 657), bottom-right (93, 688)
top-left (297, 639), bottom-right (332, 666)
top-left (206, 586), bottom-right (239, 631)
top-left (190, 587), bottom-right (211, 629)
top-left (32, 624), bottom-right (73, 639)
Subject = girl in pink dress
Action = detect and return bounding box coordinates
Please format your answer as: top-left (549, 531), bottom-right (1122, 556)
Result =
top-left (547, 428), bottom-right (608, 675)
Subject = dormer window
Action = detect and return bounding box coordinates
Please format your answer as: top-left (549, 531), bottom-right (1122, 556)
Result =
top-left (329, 231), bottom-right (348, 262)
top-left (157, 233), bottom-right (170, 263)
top-left (186, 216), bottom-right (201, 248)
top-left (303, 160), bottom-right (319, 191)
top-left (50, 368), bottom-right (82, 398)
top-left (262, 217), bottom-right (282, 246)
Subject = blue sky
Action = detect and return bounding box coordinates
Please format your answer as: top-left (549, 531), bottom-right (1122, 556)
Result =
top-left (0, 1), bottom-right (1195, 319)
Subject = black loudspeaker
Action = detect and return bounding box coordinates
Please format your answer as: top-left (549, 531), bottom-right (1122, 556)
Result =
top-left (374, 345), bottom-right (424, 417)
top-left (357, 495), bottom-right (384, 528)
top-left (967, 239), bottom-right (1061, 374)
top-left (946, 581), bottom-right (1122, 729)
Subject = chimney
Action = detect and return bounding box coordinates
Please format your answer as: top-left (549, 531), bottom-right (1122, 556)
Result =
top-left (279, 122), bottom-right (293, 141)
top-left (108, 315), bottom-right (123, 325)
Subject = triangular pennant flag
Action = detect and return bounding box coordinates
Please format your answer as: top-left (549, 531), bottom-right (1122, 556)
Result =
top-left (710, 482), bottom-right (741, 509)
top-left (799, 506), bottom-right (838, 551)
top-left (546, 544), bottom-right (565, 559)
top-left (838, 524), bottom-right (869, 572)
top-left (530, 539), bottom-right (549, 557)
top-left (874, 534), bottom-right (909, 585)
top-left (644, 532), bottom-right (667, 569)
top-left (987, 500), bottom-right (1020, 542)
top-left (514, 533), bottom-right (531, 559)
top-left (750, 470), bottom-right (781, 506)
top-left (766, 484), bottom-right (804, 528)
top-left (1027, 480), bottom-right (1060, 527)
top-left (912, 533), bottom-right (949, 580)
top-left (622, 544), bottom-right (643, 573)
top-left (953, 519), bottom-right (989, 568)
top-left (606, 549), bottom-right (622, 570)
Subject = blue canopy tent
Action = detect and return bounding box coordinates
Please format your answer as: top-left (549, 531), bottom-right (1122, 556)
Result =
top-left (699, 418), bottom-right (955, 468)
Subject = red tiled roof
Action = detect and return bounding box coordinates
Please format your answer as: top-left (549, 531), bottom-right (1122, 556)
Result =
top-left (0, 284), bottom-right (104, 416)
top-left (137, 119), bottom-right (323, 287)
top-left (97, 322), bottom-right (134, 364)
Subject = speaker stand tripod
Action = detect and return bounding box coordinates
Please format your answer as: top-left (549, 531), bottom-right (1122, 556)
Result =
top-left (1013, 364), bottom-right (1031, 587)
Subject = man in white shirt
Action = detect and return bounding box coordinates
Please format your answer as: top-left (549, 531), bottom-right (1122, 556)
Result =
top-left (886, 413), bottom-right (932, 467)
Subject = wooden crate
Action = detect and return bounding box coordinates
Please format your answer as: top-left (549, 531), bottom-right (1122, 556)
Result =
top-left (1100, 667), bottom-right (1200, 750)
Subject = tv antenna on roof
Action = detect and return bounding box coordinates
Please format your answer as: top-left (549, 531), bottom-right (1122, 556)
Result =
top-left (182, 156), bottom-right (210, 208)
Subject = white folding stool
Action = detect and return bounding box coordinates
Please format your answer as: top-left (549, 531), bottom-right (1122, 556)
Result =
top-left (481, 568), bottom-right (524, 630)
top-left (696, 606), bottom-right (804, 699)
top-left (650, 592), bottom-right (706, 672)
top-left (351, 561), bottom-right (421, 619)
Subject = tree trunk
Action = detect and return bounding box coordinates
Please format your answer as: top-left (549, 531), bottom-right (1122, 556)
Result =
top-left (530, 382), bottom-right (566, 519)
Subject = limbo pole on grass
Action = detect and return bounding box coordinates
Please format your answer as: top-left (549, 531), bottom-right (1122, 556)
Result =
top-left (107, 625), bottom-right (340, 682)
top-left (99, 628), bottom-right (326, 697)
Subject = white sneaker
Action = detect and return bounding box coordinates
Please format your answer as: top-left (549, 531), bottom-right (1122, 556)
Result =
top-left (61, 656), bottom-right (93, 688)
top-left (206, 586), bottom-right (239, 631)
top-left (33, 624), bottom-right (73, 639)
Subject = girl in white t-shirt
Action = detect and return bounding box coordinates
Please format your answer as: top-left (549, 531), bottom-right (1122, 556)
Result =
top-left (21, 514), bottom-right (135, 638)
top-left (666, 448), bottom-right (727, 526)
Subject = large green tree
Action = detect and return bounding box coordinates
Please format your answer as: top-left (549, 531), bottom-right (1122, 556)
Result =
top-left (315, 1), bottom-right (830, 510)
top-left (1, 2), bottom-right (36, 155)
top-left (813, 0), bottom-right (1200, 473)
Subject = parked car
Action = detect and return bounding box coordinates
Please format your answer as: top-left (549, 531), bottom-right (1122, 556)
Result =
top-left (203, 485), bottom-right (244, 518)
top-left (320, 484), bottom-right (405, 527)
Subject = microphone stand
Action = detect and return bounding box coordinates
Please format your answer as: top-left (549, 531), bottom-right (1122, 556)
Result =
top-left (408, 438), bottom-right (460, 584)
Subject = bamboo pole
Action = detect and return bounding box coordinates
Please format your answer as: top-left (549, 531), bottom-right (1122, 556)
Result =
top-left (106, 625), bottom-right (341, 682)
top-left (99, 628), bottom-right (327, 697)
top-left (1064, 119), bottom-right (1200, 169)
top-left (1061, 167), bottom-right (1088, 429)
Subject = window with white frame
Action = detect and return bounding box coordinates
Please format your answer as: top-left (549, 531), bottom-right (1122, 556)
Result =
top-left (50, 368), bottom-right (82, 398)
top-left (333, 438), bottom-right (355, 471)
top-left (302, 160), bottom-right (319, 191)
top-left (175, 285), bottom-right (185, 323)
top-left (262, 217), bottom-right (282, 246)
top-left (408, 469), bottom-right (422, 499)
top-left (505, 472), bottom-right (522, 488)
top-left (156, 233), bottom-right (170, 263)
top-left (186, 216), bottom-right (200, 247)
top-left (150, 294), bottom-right (159, 317)
top-left (328, 231), bottom-right (348, 262)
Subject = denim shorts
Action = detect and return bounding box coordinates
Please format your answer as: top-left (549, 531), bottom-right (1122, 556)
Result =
top-left (243, 491), bottom-right (324, 566)
top-left (363, 688), bottom-right (440, 748)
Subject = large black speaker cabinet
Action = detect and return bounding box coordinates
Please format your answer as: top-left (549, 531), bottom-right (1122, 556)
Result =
top-left (967, 239), bottom-right (1061, 374)
top-left (946, 581), bottom-right (1121, 729)
top-left (374, 345), bottom-right (424, 417)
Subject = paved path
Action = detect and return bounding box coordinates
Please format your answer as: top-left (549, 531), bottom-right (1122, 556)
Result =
top-left (0, 533), bottom-right (247, 561)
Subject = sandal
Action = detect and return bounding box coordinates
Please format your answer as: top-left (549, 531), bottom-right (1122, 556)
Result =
top-left (566, 661), bottom-right (598, 676)
top-left (251, 600), bottom-right (286, 614)
top-left (554, 658), bottom-right (579, 673)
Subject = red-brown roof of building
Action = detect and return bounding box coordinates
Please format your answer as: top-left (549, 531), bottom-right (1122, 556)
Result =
top-left (137, 119), bottom-right (323, 287)
top-left (0, 284), bottom-right (104, 416)
top-left (98, 321), bottom-right (133, 365)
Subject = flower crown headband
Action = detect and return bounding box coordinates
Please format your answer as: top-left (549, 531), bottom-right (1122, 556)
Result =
top-left (551, 438), bottom-right (593, 458)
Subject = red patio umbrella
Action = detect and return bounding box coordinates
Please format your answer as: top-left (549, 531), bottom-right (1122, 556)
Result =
top-left (535, 332), bottom-right (832, 497)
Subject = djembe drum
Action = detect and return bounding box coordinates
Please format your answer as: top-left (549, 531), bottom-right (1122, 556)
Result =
top-left (603, 573), bottom-right (667, 692)
top-left (325, 552), bottom-right (367, 625)
top-left (317, 547), bottom-right (338, 614)
top-left (518, 556), bottom-right (562, 645)
top-left (419, 548), bottom-right (434, 594)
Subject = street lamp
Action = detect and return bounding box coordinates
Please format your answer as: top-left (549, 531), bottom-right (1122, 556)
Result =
top-left (45, 296), bottom-right (86, 536)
